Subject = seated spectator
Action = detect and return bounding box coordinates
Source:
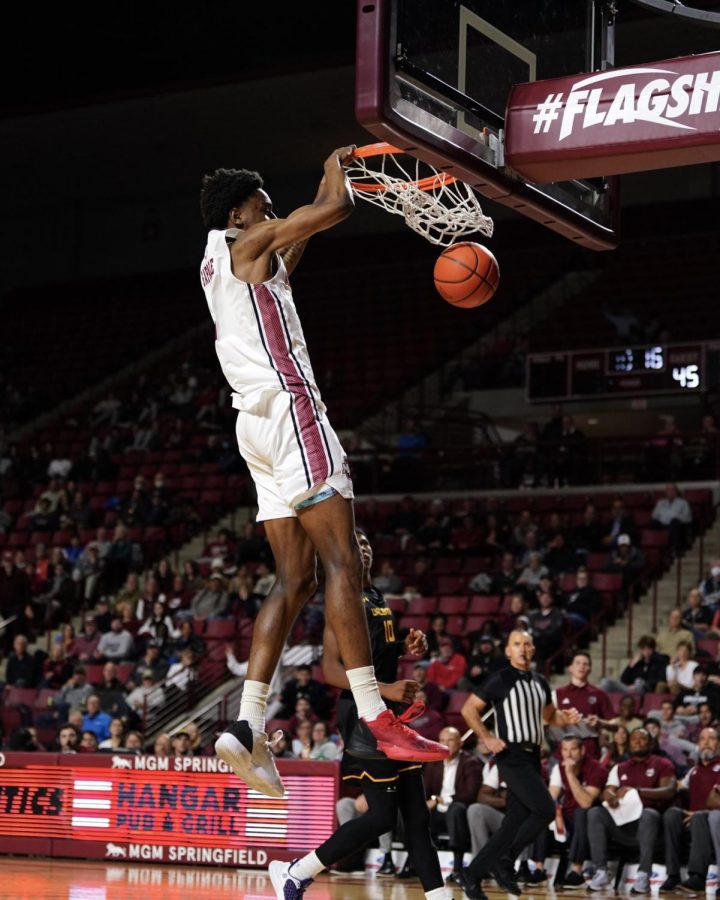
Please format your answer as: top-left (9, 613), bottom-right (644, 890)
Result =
top-left (26, 497), bottom-right (59, 532)
top-left (96, 660), bottom-right (125, 695)
top-left (131, 642), bottom-right (168, 686)
top-left (647, 701), bottom-right (697, 770)
top-left (515, 552), bottom-right (549, 600)
top-left (686, 701), bottom-right (719, 742)
top-left (458, 633), bottom-right (505, 693)
top-left (250, 562), bottom-right (276, 606)
top-left (171, 731), bottom-right (193, 758)
top-left (604, 533), bottom-right (645, 587)
top-left (407, 689), bottom-right (444, 741)
top-left (134, 575), bottom-right (160, 622)
top-left (516, 531), bottom-right (543, 569)
top-left (96, 616), bottom-right (135, 662)
top-left (166, 574), bottom-right (191, 611)
top-left (426, 637), bottom-right (467, 691)
top-left (182, 560), bottom-right (203, 593)
top-left (190, 573), bottom-right (229, 620)
top-left (202, 527), bottom-right (235, 566)
top-left (56, 665), bottom-right (94, 711)
top-left (93, 598), bottom-right (113, 633)
top-left (529, 591), bottom-right (566, 669)
top-left (571, 503), bottom-right (603, 557)
top-left (79, 730), bottom-right (100, 753)
top-left (542, 532), bottom-right (576, 577)
top-left (306, 721), bottom-right (340, 760)
top-left (655, 607), bottom-right (695, 657)
top-left (426, 613), bottom-right (464, 658)
top-left (138, 599), bottom-right (179, 647)
top-left (490, 552), bottom-right (518, 597)
top-left (666, 640), bottom-right (698, 695)
top-left (561, 566), bottom-right (599, 627)
top-left (5, 634), bottom-right (39, 687)
top-left (185, 722), bottom-right (205, 757)
top-left (41, 643), bottom-right (73, 689)
top-left (82, 694), bottom-right (112, 742)
top-left (674, 667), bottom-right (720, 717)
top-left (661, 726), bottom-right (720, 894)
top-left (73, 543), bottom-right (102, 606)
top-left (56, 722), bottom-right (80, 753)
top-left (270, 729), bottom-right (294, 759)
top-left (682, 587), bottom-right (712, 639)
top-left (113, 572), bottom-right (142, 618)
top-left (154, 558), bottom-right (175, 595)
top-left (34, 562), bottom-right (75, 628)
top-left (165, 648), bottom-right (197, 693)
top-left (153, 733), bottom-right (172, 757)
top-left (651, 482), bottom-right (692, 554)
top-left (411, 663), bottom-right (445, 711)
top-left (529, 735), bottom-right (607, 888)
top-left (372, 560), bottom-right (404, 595)
top-left (586, 727), bottom-right (676, 893)
top-left (600, 719), bottom-right (639, 769)
top-left (498, 592), bottom-right (529, 639)
top-left (291, 720), bottom-right (314, 758)
top-left (126, 670), bottom-right (166, 715)
top-left (72, 616), bottom-right (101, 663)
top-left (125, 731), bottom-right (143, 752)
top-left (600, 498), bottom-right (636, 549)
top-left (699, 558), bottom-right (720, 609)
top-left (278, 664), bottom-right (331, 719)
top-left (55, 622), bottom-right (77, 659)
top-left (601, 635), bottom-right (667, 695)
top-left (287, 697), bottom-right (319, 737)
top-left (173, 620), bottom-right (205, 659)
top-left (6, 726), bottom-right (41, 751)
top-left (424, 726), bottom-right (483, 884)
top-left (102, 523), bottom-right (136, 594)
top-left (608, 696), bottom-right (644, 733)
top-left (98, 717), bottom-right (127, 751)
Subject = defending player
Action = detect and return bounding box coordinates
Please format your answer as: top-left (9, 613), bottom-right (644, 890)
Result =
top-left (269, 529), bottom-right (452, 899)
top-left (199, 149), bottom-right (446, 798)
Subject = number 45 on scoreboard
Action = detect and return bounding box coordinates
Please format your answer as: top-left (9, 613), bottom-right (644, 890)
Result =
top-left (672, 364), bottom-right (700, 389)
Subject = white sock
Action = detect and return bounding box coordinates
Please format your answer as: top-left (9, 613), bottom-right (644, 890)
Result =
top-left (238, 680), bottom-right (269, 732)
top-left (346, 666), bottom-right (387, 721)
top-left (290, 851), bottom-right (324, 881)
top-left (425, 888), bottom-right (452, 900)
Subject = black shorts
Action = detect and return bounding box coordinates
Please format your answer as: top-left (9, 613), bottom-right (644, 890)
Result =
top-left (341, 753), bottom-right (422, 791)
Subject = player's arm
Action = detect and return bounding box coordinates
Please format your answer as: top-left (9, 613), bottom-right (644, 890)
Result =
top-left (321, 622), bottom-right (418, 704)
top-left (544, 702), bottom-right (582, 727)
top-left (461, 693), bottom-right (505, 754)
top-left (235, 146), bottom-right (355, 269)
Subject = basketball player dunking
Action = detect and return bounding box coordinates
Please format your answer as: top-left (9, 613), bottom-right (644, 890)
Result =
top-left (199, 147), bottom-right (447, 797)
top-left (269, 530), bottom-right (452, 900)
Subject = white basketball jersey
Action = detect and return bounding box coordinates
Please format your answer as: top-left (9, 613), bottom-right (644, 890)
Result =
top-left (200, 229), bottom-right (325, 413)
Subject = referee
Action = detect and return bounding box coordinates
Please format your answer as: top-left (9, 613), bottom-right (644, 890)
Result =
top-left (457, 630), bottom-right (581, 900)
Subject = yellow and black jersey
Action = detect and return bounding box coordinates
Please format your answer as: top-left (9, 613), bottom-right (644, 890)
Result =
top-left (337, 584), bottom-right (405, 759)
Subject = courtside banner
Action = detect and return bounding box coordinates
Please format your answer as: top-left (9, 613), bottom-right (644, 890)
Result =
top-left (505, 51), bottom-right (720, 181)
top-left (0, 752), bottom-right (338, 866)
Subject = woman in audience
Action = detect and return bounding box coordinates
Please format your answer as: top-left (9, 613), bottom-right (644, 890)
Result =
top-left (138, 599), bottom-right (179, 648)
top-left (292, 720), bottom-right (314, 759)
top-left (55, 622), bottom-right (77, 659)
top-left (600, 724), bottom-right (630, 767)
top-left (307, 721), bottom-right (340, 761)
top-left (665, 639), bottom-right (698, 694)
top-left (499, 592), bottom-right (529, 638)
top-left (98, 717), bottom-right (127, 750)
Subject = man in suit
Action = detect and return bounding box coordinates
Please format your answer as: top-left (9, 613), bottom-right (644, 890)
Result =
top-left (600, 498), bottom-right (636, 549)
top-left (425, 726), bottom-right (484, 884)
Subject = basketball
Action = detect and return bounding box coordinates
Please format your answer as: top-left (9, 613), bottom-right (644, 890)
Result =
top-left (433, 242), bottom-right (500, 308)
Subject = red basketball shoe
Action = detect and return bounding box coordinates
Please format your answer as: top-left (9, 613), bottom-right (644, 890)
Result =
top-left (363, 705), bottom-right (449, 762)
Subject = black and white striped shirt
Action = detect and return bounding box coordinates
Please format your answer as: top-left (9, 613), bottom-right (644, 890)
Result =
top-left (476, 667), bottom-right (551, 746)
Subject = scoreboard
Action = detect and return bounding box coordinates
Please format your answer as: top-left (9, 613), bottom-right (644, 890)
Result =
top-left (526, 342), bottom-right (720, 402)
top-left (0, 751), bottom-right (338, 867)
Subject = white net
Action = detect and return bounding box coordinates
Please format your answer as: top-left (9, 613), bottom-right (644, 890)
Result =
top-left (345, 148), bottom-right (494, 247)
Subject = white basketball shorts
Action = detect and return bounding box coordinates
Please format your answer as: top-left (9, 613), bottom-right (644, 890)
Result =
top-left (234, 390), bottom-right (354, 522)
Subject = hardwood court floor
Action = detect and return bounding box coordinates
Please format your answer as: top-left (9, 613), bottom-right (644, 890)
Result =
top-left (0, 858), bottom-right (621, 899)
